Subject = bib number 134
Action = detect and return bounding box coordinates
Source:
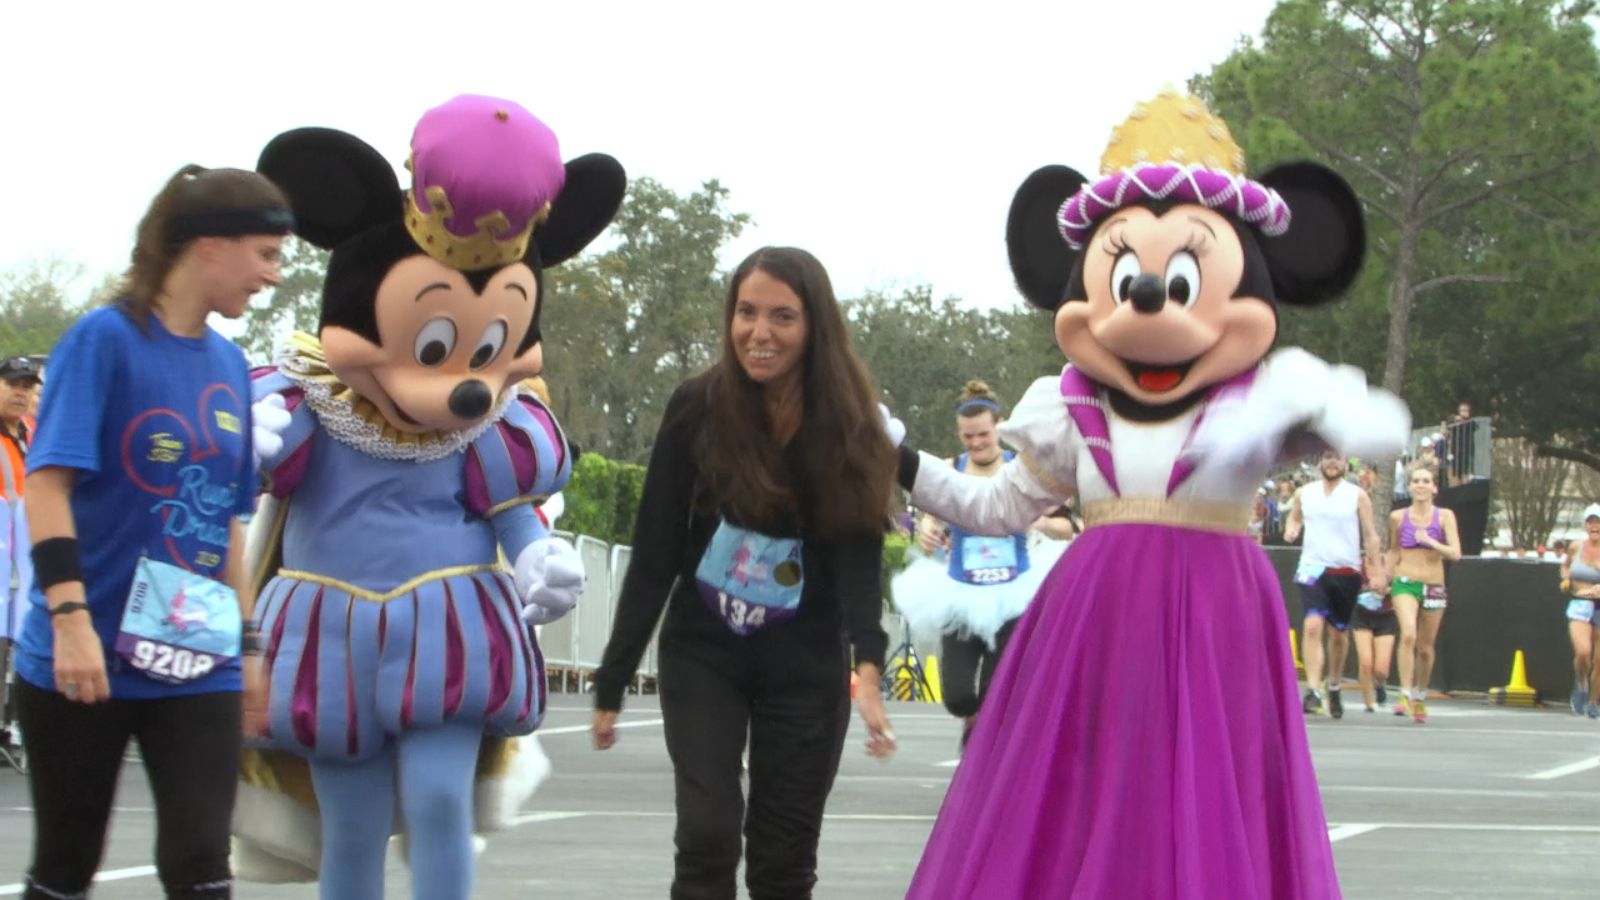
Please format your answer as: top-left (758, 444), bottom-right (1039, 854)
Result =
top-left (128, 640), bottom-right (215, 680)
top-left (718, 593), bottom-right (767, 630)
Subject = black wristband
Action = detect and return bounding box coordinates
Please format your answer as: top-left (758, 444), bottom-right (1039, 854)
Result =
top-left (48, 601), bottom-right (90, 618)
top-left (32, 537), bottom-right (83, 591)
top-left (241, 624), bottom-right (263, 655)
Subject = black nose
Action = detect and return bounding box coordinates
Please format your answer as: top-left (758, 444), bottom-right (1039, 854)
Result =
top-left (448, 380), bottom-right (493, 419)
top-left (1128, 274), bottom-right (1165, 314)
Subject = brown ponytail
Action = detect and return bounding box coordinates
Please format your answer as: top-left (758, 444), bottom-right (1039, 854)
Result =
top-left (117, 165), bottom-right (290, 326)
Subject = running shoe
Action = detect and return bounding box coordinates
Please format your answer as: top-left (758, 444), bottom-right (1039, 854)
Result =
top-left (1327, 689), bottom-right (1344, 720)
top-left (1303, 690), bottom-right (1326, 716)
top-left (1364, 704), bottom-right (1375, 713)
top-left (1394, 695), bottom-right (1410, 717)
top-left (1375, 684), bottom-right (1387, 706)
top-left (1412, 698), bottom-right (1428, 723)
top-left (1572, 687), bottom-right (1589, 716)
top-left (1587, 703), bottom-right (1600, 720)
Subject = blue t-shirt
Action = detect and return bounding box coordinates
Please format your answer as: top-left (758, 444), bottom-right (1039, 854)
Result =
top-left (17, 306), bottom-right (255, 698)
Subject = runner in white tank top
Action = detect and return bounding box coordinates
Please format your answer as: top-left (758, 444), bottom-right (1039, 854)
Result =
top-left (1285, 449), bottom-right (1382, 719)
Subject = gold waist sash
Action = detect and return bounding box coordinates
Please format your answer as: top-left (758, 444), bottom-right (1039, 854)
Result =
top-left (272, 564), bottom-right (503, 602)
top-left (1081, 499), bottom-right (1252, 535)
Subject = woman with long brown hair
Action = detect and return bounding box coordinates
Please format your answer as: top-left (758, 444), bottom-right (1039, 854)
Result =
top-left (15, 164), bottom-right (291, 898)
top-left (591, 246), bottom-right (897, 899)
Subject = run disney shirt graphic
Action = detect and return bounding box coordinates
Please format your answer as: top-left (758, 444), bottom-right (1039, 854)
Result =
top-left (121, 383), bottom-right (248, 574)
top-left (111, 382), bottom-right (249, 683)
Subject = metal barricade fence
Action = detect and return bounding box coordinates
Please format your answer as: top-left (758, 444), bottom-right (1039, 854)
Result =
top-left (572, 536), bottom-right (614, 676)
top-left (539, 536), bottom-right (668, 695)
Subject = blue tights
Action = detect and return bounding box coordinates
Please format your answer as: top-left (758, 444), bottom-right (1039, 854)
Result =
top-left (309, 723), bottom-right (482, 900)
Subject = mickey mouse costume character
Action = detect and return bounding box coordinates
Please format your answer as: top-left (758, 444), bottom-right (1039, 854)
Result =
top-left (231, 95), bottom-right (624, 900)
top-left (897, 90), bottom-right (1409, 898)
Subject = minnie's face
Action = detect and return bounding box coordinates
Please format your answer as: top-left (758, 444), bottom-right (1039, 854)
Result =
top-left (320, 254), bottom-right (543, 434)
top-left (1055, 204), bottom-right (1275, 406)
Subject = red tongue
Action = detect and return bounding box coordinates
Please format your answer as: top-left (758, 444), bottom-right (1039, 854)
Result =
top-left (1137, 369), bottom-right (1182, 392)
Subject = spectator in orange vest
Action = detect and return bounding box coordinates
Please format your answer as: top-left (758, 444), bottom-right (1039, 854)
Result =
top-left (0, 357), bottom-right (41, 501)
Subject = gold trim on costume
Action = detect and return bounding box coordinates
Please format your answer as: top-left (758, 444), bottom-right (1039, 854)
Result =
top-left (274, 564), bottom-right (503, 602)
top-left (1082, 498), bottom-right (1251, 534)
top-left (484, 494), bottom-right (549, 518)
top-left (1018, 450), bottom-right (1075, 498)
top-left (403, 185), bottom-right (550, 270)
top-left (240, 747), bottom-right (320, 808)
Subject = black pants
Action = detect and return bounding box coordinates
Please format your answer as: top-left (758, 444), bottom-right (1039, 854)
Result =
top-left (15, 679), bottom-right (242, 899)
top-left (658, 633), bottom-right (850, 900)
top-left (941, 618), bottom-right (1019, 719)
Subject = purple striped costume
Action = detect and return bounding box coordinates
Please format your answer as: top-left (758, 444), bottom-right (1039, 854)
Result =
top-left (251, 364), bottom-right (569, 761)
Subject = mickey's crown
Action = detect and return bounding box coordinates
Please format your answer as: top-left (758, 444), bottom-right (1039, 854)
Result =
top-left (403, 95), bottom-right (566, 270)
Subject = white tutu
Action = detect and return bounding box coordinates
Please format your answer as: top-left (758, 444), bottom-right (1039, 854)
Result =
top-left (891, 538), bottom-right (1069, 649)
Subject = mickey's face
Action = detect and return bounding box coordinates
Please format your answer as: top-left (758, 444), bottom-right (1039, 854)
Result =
top-left (320, 255), bottom-right (543, 434)
top-left (1055, 204), bottom-right (1275, 406)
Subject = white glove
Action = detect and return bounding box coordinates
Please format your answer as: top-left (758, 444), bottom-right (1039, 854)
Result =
top-left (513, 538), bottom-right (584, 625)
top-left (878, 402), bottom-right (906, 448)
top-left (540, 492), bottom-right (565, 528)
top-left (252, 393), bottom-right (292, 472)
top-left (1188, 348), bottom-right (1409, 468)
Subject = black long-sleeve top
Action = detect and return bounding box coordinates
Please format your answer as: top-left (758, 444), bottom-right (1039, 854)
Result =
top-left (593, 376), bottom-right (889, 712)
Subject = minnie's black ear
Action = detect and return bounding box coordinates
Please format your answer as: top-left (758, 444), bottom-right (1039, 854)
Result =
top-left (1007, 165), bottom-right (1088, 310)
top-left (257, 128), bottom-right (402, 251)
top-left (1256, 162), bottom-right (1365, 305)
top-left (535, 154), bottom-right (627, 267)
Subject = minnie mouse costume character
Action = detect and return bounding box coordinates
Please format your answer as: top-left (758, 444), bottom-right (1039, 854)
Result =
top-left (898, 90), bottom-right (1409, 898)
top-left (231, 95), bottom-right (624, 900)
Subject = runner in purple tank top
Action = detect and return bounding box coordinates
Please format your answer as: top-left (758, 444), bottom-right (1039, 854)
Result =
top-left (1384, 464), bottom-right (1462, 723)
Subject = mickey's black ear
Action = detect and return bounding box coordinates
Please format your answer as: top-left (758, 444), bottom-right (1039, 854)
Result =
top-left (1007, 165), bottom-right (1088, 310)
top-left (1256, 162), bottom-right (1365, 305)
top-left (535, 154), bottom-right (627, 267)
top-left (257, 128), bottom-right (402, 251)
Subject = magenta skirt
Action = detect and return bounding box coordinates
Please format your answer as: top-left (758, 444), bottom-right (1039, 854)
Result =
top-left (907, 524), bottom-right (1340, 899)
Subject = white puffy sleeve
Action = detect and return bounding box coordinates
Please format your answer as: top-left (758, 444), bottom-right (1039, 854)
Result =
top-left (909, 376), bottom-right (1078, 536)
top-left (1190, 347), bottom-right (1411, 466)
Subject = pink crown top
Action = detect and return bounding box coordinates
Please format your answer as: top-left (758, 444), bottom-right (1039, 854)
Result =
top-left (409, 95), bottom-right (566, 243)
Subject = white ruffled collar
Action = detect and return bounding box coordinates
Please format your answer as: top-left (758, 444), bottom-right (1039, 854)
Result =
top-left (275, 332), bottom-right (513, 463)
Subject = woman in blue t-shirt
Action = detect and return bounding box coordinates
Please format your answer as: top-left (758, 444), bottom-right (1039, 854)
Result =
top-left (17, 165), bottom-right (292, 900)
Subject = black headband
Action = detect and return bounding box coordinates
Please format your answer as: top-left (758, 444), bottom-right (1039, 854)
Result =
top-left (172, 207), bottom-right (295, 240)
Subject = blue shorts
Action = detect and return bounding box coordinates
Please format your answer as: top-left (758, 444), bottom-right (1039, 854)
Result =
top-left (1298, 570), bottom-right (1363, 631)
top-left (1568, 599), bottom-right (1597, 624)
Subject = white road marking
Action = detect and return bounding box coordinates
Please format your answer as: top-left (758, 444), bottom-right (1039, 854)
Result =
top-left (538, 717), bottom-right (664, 736)
top-left (0, 865), bottom-right (157, 896)
top-left (1523, 755), bottom-right (1600, 781)
top-left (1327, 824), bottom-right (1383, 842)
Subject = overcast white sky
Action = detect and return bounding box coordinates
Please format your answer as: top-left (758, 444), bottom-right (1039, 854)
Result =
top-left (2, 0), bottom-right (1281, 329)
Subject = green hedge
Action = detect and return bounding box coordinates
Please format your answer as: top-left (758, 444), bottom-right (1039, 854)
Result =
top-left (559, 453), bottom-right (647, 545)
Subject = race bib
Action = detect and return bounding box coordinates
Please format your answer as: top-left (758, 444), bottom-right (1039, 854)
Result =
top-left (958, 535), bottom-right (1020, 585)
top-left (1357, 591), bottom-right (1387, 613)
top-left (695, 520), bottom-right (804, 636)
top-left (1294, 561), bottom-right (1327, 587)
top-left (116, 556), bottom-right (241, 684)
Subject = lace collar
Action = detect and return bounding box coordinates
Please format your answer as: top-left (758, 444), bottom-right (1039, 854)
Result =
top-left (275, 332), bottom-right (513, 463)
